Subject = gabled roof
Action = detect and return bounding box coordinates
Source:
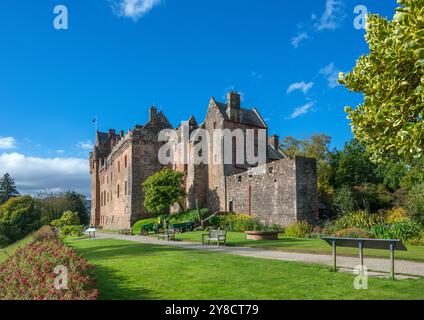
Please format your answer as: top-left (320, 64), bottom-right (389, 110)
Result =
top-left (213, 99), bottom-right (267, 129)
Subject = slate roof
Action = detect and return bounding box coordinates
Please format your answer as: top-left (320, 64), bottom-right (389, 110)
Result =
top-left (214, 100), bottom-right (267, 128)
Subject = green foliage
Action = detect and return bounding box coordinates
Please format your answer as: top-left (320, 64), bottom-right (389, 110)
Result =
top-left (332, 140), bottom-right (380, 188)
top-left (143, 168), bottom-right (186, 215)
top-left (340, 0), bottom-right (424, 163)
top-left (334, 227), bottom-right (374, 239)
top-left (217, 214), bottom-right (259, 232)
top-left (36, 191), bottom-right (89, 226)
top-left (405, 183), bottom-right (424, 225)
top-left (284, 221), bottom-right (312, 238)
top-left (58, 225), bottom-right (84, 238)
top-left (0, 233), bottom-right (10, 247)
top-left (334, 210), bottom-right (383, 231)
top-left (131, 218), bottom-right (159, 235)
top-left (0, 173), bottom-right (19, 205)
top-left (371, 220), bottom-right (423, 245)
top-left (354, 184), bottom-right (394, 212)
top-left (169, 209), bottom-right (209, 225)
top-left (331, 186), bottom-right (358, 215)
top-left (385, 207), bottom-right (409, 223)
top-left (51, 211), bottom-right (80, 228)
top-left (0, 196), bottom-right (41, 244)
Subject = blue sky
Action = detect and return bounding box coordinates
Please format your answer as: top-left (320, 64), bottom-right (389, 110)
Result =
top-left (0, 0), bottom-right (398, 195)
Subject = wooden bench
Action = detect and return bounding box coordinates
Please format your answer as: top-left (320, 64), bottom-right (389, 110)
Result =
top-left (202, 230), bottom-right (227, 247)
top-left (322, 237), bottom-right (407, 279)
top-left (158, 229), bottom-right (176, 241)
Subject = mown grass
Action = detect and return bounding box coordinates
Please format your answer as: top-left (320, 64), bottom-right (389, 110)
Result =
top-left (0, 234), bottom-right (34, 263)
top-left (167, 231), bottom-right (424, 262)
top-left (68, 238), bottom-right (424, 300)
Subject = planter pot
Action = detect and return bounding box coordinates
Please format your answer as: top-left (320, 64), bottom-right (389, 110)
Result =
top-left (245, 231), bottom-right (279, 241)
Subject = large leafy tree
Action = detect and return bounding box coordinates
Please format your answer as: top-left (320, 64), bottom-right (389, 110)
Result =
top-left (0, 173), bottom-right (20, 205)
top-left (143, 168), bottom-right (186, 215)
top-left (340, 0), bottom-right (424, 163)
top-left (0, 196), bottom-right (41, 243)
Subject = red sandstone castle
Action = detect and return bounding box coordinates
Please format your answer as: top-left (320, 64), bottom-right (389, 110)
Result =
top-left (90, 92), bottom-right (318, 229)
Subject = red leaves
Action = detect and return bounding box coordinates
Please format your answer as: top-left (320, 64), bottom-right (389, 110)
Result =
top-left (0, 240), bottom-right (98, 300)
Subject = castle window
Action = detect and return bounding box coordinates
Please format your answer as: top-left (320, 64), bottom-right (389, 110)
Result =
top-left (118, 161), bottom-right (121, 173)
top-left (229, 201), bottom-right (234, 213)
top-left (237, 176), bottom-right (242, 182)
top-left (117, 185), bottom-right (120, 198)
top-left (213, 122), bottom-right (217, 130)
top-left (107, 192), bottom-right (109, 203)
top-left (125, 181), bottom-right (128, 196)
top-left (125, 155), bottom-right (128, 168)
top-left (269, 167), bottom-right (274, 174)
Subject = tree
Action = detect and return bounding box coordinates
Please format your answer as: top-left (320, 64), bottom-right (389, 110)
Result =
top-left (331, 186), bottom-right (358, 216)
top-left (340, 0), bottom-right (424, 163)
top-left (406, 183), bottom-right (424, 226)
top-left (63, 191), bottom-right (89, 226)
top-left (143, 168), bottom-right (186, 215)
top-left (0, 196), bottom-right (41, 243)
top-left (51, 211), bottom-right (80, 228)
top-left (333, 140), bottom-right (380, 188)
top-left (0, 173), bottom-right (20, 205)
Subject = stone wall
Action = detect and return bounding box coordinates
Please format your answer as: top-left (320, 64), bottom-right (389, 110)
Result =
top-left (225, 157), bottom-right (318, 227)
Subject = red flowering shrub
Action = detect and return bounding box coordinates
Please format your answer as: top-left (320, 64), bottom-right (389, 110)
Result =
top-left (0, 239), bottom-right (98, 300)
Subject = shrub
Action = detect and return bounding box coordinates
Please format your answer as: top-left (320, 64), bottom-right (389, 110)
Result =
top-left (405, 183), bottom-right (424, 226)
top-left (51, 211), bottom-right (80, 228)
top-left (333, 210), bottom-right (383, 231)
top-left (332, 186), bottom-right (358, 215)
top-left (131, 218), bottom-right (159, 235)
top-left (0, 239), bottom-right (98, 300)
top-left (169, 209), bottom-right (209, 225)
top-left (58, 225), bottom-right (84, 238)
top-left (371, 220), bottom-right (423, 245)
top-left (385, 207), bottom-right (408, 224)
top-left (0, 233), bottom-right (10, 247)
top-left (33, 226), bottom-right (57, 242)
top-left (284, 221), bottom-right (312, 238)
top-left (218, 214), bottom-right (256, 232)
top-left (334, 227), bottom-right (373, 239)
top-left (0, 196), bottom-right (41, 243)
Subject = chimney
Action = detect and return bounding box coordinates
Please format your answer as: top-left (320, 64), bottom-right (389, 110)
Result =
top-left (109, 129), bottom-right (116, 148)
top-left (227, 91), bottom-right (241, 110)
top-left (120, 130), bottom-right (125, 138)
top-left (149, 106), bottom-right (157, 122)
top-left (269, 135), bottom-right (280, 151)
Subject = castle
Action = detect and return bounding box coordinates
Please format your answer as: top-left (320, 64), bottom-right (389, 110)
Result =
top-left (89, 92), bottom-right (318, 229)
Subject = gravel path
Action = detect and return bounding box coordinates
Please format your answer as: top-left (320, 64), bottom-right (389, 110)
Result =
top-left (91, 232), bottom-right (424, 279)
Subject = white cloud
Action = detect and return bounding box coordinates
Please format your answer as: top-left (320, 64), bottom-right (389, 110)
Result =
top-left (291, 0), bottom-right (346, 47)
top-left (0, 137), bottom-right (16, 149)
top-left (78, 140), bottom-right (94, 151)
top-left (288, 102), bottom-right (314, 120)
top-left (315, 0), bottom-right (346, 31)
top-left (111, 0), bottom-right (162, 21)
top-left (0, 153), bottom-right (90, 195)
top-left (287, 81), bottom-right (314, 95)
top-left (320, 63), bottom-right (342, 88)
top-left (291, 32), bottom-right (309, 48)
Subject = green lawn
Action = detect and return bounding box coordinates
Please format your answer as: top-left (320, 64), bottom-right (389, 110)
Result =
top-left (166, 231), bottom-right (424, 262)
top-left (68, 238), bottom-right (424, 300)
top-left (0, 234), bottom-right (34, 263)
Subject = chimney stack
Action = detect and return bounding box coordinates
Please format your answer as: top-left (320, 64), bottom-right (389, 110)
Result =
top-left (227, 91), bottom-right (241, 110)
top-left (149, 106), bottom-right (157, 122)
top-left (269, 135), bottom-right (280, 151)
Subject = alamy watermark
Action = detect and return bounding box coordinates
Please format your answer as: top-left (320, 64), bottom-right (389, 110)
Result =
top-left (53, 5), bottom-right (68, 30)
top-left (157, 122), bottom-right (268, 174)
top-left (353, 265), bottom-right (368, 290)
top-left (353, 5), bottom-right (368, 30)
top-left (54, 265), bottom-right (69, 290)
